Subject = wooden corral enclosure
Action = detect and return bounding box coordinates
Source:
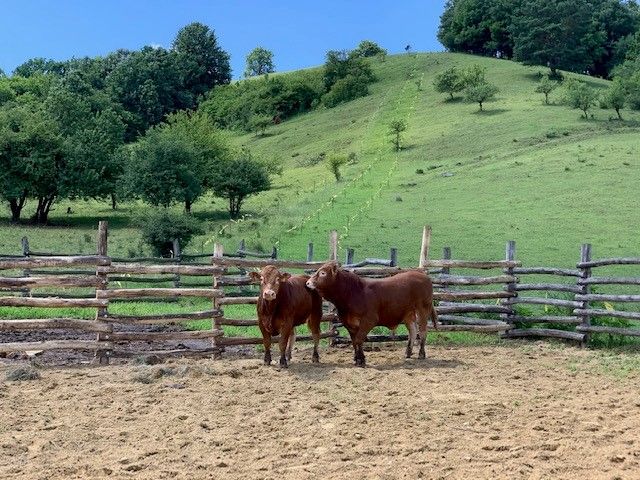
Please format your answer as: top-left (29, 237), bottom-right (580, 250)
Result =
top-left (1, 223), bottom-right (640, 363)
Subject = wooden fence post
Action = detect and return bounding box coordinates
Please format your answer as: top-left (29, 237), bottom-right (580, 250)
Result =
top-left (307, 243), bottom-right (314, 262)
top-left (21, 237), bottom-right (30, 297)
top-left (576, 244), bottom-right (592, 347)
top-left (172, 238), bottom-right (181, 288)
top-left (501, 241), bottom-right (517, 334)
top-left (271, 246), bottom-right (278, 260)
top-left (389, 248), bottom-right (398, 267)
top-left (212, 243), bottom-right (224, 353)
top-left (418, 225), bottom-right (432, 271)
top-left (95, 221), bottom-right (111, 365)
top-left (442, 247), bottom-right (451, 275)
top-left (238, 239), bottom-right (246, 257)
top-left (346, 248), bottom-right (355, 265)
top-left (329, 230), bottom-right (338, 262)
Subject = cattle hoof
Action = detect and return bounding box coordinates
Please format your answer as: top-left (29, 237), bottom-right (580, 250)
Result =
top-left (418, 351), bottom-right (426, 360)
top-left (312, 354), bottom-right (320, 363)
top-left (279, 358), bottom-right (288, 369)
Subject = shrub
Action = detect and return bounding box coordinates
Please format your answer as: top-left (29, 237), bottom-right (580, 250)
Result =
top-left (350, 40), bottom-right (387, 59)
top-left (434, 67), bottom-right (465, 100)
top-left (465, 81), bottom-right (499, 111)
top-left (327, 154), bottom-right (348, 181)
top-left (322, 74), bottom-right (370, 107)
top-left (139, 210), bottom-right (204, 257)
top-left (535, 76), bottom-right (559, 104)
top-left (389, 119), bottom-right (408, 151)
top-left (565, 80), bottom-right (599, 119)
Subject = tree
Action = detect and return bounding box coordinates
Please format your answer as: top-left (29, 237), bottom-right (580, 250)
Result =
top-left (44, 74), bottom-right (126, 209)
top-left (350, 40), bottom-right (387, 59)
top-left (13, 58), bottom-right (65, 77)
top-left (602, 79), bottom-right (626, 119)
top-left (565, 81), bottom-right (599, 119)
top-left (535, 76), bottom-right (559, 104)
top-left (327, 154), bottom-right (348, 181)
top-left (244, 47), bottom-right (275, 77)
top-left (0, 103), bottom-right (63, 222)
top-left (106, 46), bottom-right (187, 141)
top-left (122, 129), bottom-right (202, 211)
top-left (173, 22), bottom-right (231, 98)
top-left (588, 0), bottom-right (640, 78)
top-left (388, 119), bottom-right (407, 151)
top-left (434, 67), bottom-right (465, 100)
top-left (465, 81), bottom-right (498, 111)
top-left (121, 111), bottom-right (229, 213)
top-left (462, 64), bottom-right (487, 87)
top-left (210, 149), bottom-right (271, 218)
top-left (511, 0), bottom-right (594, 78)
top-left (322, 50), bottom-right (375, 107)
top-left (438, 0), bottom-right (516, 57)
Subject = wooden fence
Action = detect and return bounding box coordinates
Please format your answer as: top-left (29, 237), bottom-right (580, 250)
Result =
top-left (1, 222), bottom-right (639, 364)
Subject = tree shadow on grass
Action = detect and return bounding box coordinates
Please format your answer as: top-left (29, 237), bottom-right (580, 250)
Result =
top-left (472, 108), bottom-right (510, 116)
top-left (0, 215), bottom-right (132, 230)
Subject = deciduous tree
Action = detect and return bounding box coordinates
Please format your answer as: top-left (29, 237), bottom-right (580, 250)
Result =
top-left (244, 47), bottom-right (275, 77)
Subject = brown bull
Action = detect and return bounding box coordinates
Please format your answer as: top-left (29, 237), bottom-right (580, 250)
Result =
top-left (249, 266), bottom-right (323, 368)
top-left (306, 261), bottom-right (437, 367)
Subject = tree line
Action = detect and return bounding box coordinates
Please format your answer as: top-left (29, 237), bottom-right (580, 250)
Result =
top-left (438, 0), bottom-right (640, 79)
top-left (0, 19), bottom-right (385, 224)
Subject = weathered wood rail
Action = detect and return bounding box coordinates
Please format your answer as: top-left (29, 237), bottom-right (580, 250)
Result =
top-left (2, 224), bottom-right (640, 364)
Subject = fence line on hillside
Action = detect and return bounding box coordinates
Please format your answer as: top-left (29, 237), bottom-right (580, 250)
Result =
top-left (1, 222), bottom-right (640, 364)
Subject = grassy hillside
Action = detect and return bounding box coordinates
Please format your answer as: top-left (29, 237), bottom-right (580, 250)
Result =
top-left (1, 52), bottom-right (639, 267)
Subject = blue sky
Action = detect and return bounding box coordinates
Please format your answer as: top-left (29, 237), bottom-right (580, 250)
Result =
top-left (1, 0), bottom-right (446, 78)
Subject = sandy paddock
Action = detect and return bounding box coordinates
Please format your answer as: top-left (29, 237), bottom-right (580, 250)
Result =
top-left (1, 342), bottom-right (639, 480)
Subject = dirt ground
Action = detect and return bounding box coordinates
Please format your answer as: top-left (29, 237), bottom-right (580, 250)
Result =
top-left (1, 342), bottom-right (639, 480)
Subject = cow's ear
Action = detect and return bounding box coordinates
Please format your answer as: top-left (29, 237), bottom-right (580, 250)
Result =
top-left (279, 272), bottom-right (291, 282)
top-left (329, 262), bottom-right (339, 275)
top-left (248, 271), bottom-right (261, 282)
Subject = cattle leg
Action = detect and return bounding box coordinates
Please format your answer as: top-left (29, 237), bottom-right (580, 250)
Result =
top-left (278, 323), bottom-right (293, 368)
top-left (259, 324), bottom-right (272, 365)
top-left (418, 308), bottom-right (430, 360)
top-left (354, 329), bottom-right (369, 367)
top-left (406, 320), bottom-right (417, 358)
top-left (307, 312), bottom-right (322, 363)
top-left (286, 330), bottom-right (296, 362)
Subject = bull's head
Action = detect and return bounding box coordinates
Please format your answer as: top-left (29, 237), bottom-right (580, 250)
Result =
top-left (306, 261), bottom-right (339, 290)
top-left (249, 265), bottom-right (291, 301)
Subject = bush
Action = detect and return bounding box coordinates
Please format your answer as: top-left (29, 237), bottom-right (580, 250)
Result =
top-left (327, 154), bottom-right (348, 181)
top-left (350, 40), bottom-right (387, 59)
top-left (322, 74), bottom-right (370, 107)
top-left (139, 210), bottom-right (204, 257)
top-left (565, 80), bottom-right (599, 119)
top-left (389, 119), bottom-right (408, 151)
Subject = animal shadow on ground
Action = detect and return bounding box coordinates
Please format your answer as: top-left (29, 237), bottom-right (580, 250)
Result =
top-left (285, 353), bottom-right (464, 380)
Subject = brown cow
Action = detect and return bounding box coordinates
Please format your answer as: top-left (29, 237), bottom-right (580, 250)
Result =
top-left (249, 265), bottom-right (323, 368)
top-left (306, 261), bottom-right (437, 367)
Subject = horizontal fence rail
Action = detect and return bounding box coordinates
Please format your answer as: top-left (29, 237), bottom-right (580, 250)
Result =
top-left (2, 225), bottom-right (640, 364)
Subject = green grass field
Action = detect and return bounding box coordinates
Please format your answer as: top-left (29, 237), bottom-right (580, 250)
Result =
top-left (1, 52), bottom-right (638, 269)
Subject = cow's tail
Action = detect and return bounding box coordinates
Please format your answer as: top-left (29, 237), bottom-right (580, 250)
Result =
top-left (430, 305), bottom-right (438, 330)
